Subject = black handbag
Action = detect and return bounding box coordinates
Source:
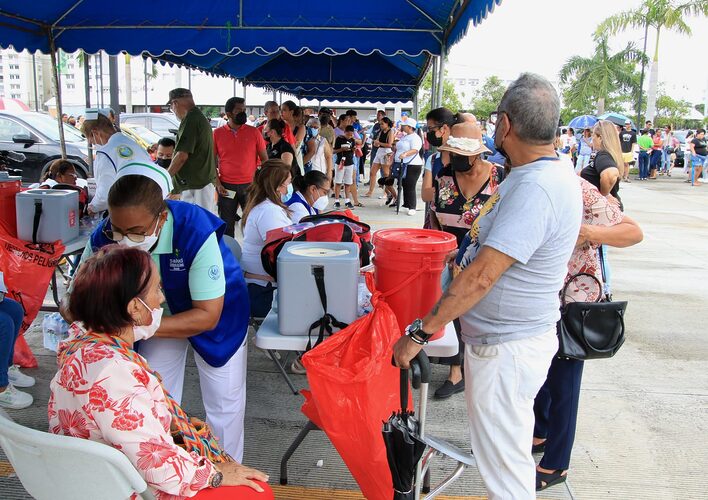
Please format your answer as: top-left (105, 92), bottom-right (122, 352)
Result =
top-left (557, 249), bottom-right (627, 360)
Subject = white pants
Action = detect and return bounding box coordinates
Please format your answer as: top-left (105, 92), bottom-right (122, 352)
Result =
top-left (464, 329), bottom-right (557, 500)
top-left (139, 336), bottom-right (248, 462)
top-left (575, 154), bottom-right (591, 173)
top-left (181, 184), bottom-right (217, 215)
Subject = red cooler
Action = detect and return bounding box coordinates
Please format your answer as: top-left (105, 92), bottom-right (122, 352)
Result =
top-left (373, 229), bottom-right (457, 336)
top-left (0, 171), bottom-right (21, 237)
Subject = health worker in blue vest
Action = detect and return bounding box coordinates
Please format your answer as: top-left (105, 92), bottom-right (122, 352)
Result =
top-left (76, 167), bottom-right (251, 462)
top-left (286, 170), bottom-right (330, 223)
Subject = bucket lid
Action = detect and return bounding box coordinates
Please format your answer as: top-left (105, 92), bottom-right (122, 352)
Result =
top-left (0, 171), bottom-right (21, 182)
top-left (373, 229), bottom-right (457, 253)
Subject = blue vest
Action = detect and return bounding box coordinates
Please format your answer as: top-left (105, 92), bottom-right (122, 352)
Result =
top-left (89, 200), bottom-right (250, 367)
top-left (285, 191), bottom-right (318, 217)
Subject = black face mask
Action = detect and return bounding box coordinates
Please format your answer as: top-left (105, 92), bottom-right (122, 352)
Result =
top-left (427, 130), bottom-right (443, 148)
top-left (155, 158), bottom-right (171, 168)
top-left (451, 154), bottom-right (472, 172)
top-left (232, 112), bottom-right (248, 125)
top-left (493, 120), bottom-right (511, 165)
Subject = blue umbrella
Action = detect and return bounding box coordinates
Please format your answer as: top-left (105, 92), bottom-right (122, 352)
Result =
top-left (568, 115), bottom-right (598, 130)
top-left (597, 112), bottom-right (636, 130)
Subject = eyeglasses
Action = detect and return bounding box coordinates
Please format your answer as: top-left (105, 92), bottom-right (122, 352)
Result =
top-left (103, 214), bottom-right (160, 243)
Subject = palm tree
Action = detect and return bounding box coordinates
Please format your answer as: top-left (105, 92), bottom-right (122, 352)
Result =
top-left (596, 0), bottom-right (708, 122)
top-left (559, 37), bottom-right (647, 114)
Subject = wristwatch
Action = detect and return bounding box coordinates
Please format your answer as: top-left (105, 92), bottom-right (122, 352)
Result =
top-left (209, 467), bottom-right (224, 488)
top-left (406, 319), bottom-right (433, 345)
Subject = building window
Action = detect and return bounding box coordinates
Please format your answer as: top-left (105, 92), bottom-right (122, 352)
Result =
top-left (10, 84), bottom-right (20, 89)
top-left (65, 74), bottom-right (74, 80)
top-left (9, 74), bottom-right (20, 80)
top-left (66, 83), bottom-right (75, 89)
top-left (8, 64), bottom-right (19, 70)
top-left (10, 94), bottom-right (20, 99)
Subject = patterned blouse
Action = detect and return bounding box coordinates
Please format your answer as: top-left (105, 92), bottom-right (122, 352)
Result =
top-left (48, 324), bottom-right (214, 500)
top-left (432, 163), bottom-right (504, 246)
top-left (563, 179), bottom-right (623, 303)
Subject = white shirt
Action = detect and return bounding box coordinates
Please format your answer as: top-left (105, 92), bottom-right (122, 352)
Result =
top-left (288, 192), bottom-right (317, 224)
top-left (241, 199), bottom-right (292, 284)
top-left (89, 132), bottom-right (153, 213)
top-left (560, 134), bottom-right (577, 150)
top-left (395, 132), bottom-right (423, 165)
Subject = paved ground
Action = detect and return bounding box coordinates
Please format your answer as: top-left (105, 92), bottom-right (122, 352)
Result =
top-left (1, 169), bottom-right (707, 499)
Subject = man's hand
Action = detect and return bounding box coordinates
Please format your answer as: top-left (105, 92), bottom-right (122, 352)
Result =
top-left (219, 462), bottom-right (269, 491)
top-left (393, 335), bottom-right (424, 369)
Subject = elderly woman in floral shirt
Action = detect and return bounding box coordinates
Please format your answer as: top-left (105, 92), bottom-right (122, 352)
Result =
top-left (429, 121), bottom-right (505, 399)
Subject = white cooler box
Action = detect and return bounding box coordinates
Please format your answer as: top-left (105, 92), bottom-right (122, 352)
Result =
top-left (16, 189), bottom-right (80, 243)
top-left (277, 241), bottom-right (359, 335)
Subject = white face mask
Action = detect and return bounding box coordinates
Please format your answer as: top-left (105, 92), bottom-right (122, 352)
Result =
top-left (133, 297), bottom-right (163, 342)
top-left (117, 217), bottom-right (161, 253)
top-left (313, 194), bottom-right (329, 211)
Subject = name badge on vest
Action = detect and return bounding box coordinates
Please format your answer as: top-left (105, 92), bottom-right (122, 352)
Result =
top-left (169, 248), bottom-right (186, 272)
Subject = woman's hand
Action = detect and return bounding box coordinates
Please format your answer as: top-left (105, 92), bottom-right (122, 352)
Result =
top-left (576, 224), bottom-right (595, 248)
top-left (218, 462), bottom-right (269, 491)
top-left (444, 248), bottom-right (458, 269)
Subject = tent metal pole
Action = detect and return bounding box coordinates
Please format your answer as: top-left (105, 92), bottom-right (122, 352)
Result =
top-left (188, 68), bottom-right (192, 90)
top-left (430, 57), bottom-right (438, 108)
top-left (143, 58), bottom-right (148, 111)
top-left (243, 82), bottom-right (247, 100)
top-left (83, 51), bottom-right (91, 109)
top-left (47, 28), bottom-right (67, 158)
top-left (413, 92), bottom-right (418, 120)
top-left (108, 54), bottom-right (119, 125)
top-left (32, 53), bottom-right (39, 111)
top-left (99, 53), bottom-right (104, 107)
top-left (436, 47), bottom-right (446, 108)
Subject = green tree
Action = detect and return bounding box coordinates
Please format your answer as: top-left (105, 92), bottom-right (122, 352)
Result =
top-left (559, 37), bottom-right (646, 115)
top-left (469, 76), bottom-right (507, 119)
top-left (596, 0), bottom-right (708, 122)
top-left (417, 68), bottom-right (463, 120)
top-left (653, 92), bottom-right (691, 128)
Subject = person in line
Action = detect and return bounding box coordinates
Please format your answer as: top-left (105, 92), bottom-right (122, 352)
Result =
top-left (166, 88), bottom-right (218, 214)
top-left (661, 125), bottom-right (674, 176)
top-left (688, 128), bottom-right (706, 184)
top-left (81, 108), bottom-right (152, 215)
top-left (259, 101), bottom-right (295, 146)
top-left (618, 120), bottom-right (637, 183)
top-left (213, 97), bottom-right (268, 237)
top-left (317, 107), bottom-right (336, 147)
top-left (303, 116), bottom-right (333, 179)
top-left (155, 137), bottom-right (175, 169)
top-left (286, 170), bottom-right (330, 223)
top-left (281, 101), bottom-right (306, 174)
top-left (429, 122), bottom-right (504, 398)
top-left (533, 179), bottom-right (643, 491)
top-left (637, 129), bottom-right (653, 180)
top-left (67, 171), bottom-right (251, 462)
top-left (367, 110), bottom-right (386, 182)
top-left (364, 117), bottom-right (394, 198)
top-left (395, 117), bottom-right (424, 216)
top-left (0, 276), bottom-right (34, 409)
top-left (422, 108), bottom-right (458, 206)
top-left (52, 246), bottom-right (272, 499)
top-left (649, 129), bottom-right (664, 180)
top-left (393, 73), bottom-right (583, 499)
top-left (333, 126), bottom-right (357, 209)
top-left (265, 119), bottom-right (299, 182)
top-left (581, 121), bottom-right (623, 205)
top-left (560, 127), bottom-right (576, 156)
top-left (575, 128), bottom-right (593, 174)
top-left (240, 160), bottom-right (293, 318)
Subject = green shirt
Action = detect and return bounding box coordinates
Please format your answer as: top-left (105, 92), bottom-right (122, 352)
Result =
top-left (77, 209), bottom-right (225, 315)
top-left (637, 135), bottom-right (653, 151)
top-left (174, 107), bottom-right (216, 193)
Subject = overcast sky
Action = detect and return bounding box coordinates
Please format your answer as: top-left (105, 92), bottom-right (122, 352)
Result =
top-left (447, 0), bottom-right (708, 105)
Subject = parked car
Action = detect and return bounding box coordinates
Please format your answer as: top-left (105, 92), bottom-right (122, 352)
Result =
top-left (120, 123), bottom-right (162, 152)
top-left (120, 113), bottom-right (180, 139)
top-left (0, 111), bottom-right (90, 183)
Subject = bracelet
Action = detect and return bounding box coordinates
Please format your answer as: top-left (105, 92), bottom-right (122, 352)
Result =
top-left (407, 332), bottom-right (429, 346)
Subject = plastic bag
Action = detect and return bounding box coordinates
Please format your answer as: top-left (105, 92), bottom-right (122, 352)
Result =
top-left (0, 232), bottom-right (65, 367)
top-left (42, 312), bottom-right (71, 353)
top-left (301, 273), bottom-right (403, 500)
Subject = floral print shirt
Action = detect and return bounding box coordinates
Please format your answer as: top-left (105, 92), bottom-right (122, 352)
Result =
top-left (48, 324), bottom-right (214, 499)
top-left (563, 179), bottom-right (623, 303)
top-left (432, 163), bottom-right (504, 246)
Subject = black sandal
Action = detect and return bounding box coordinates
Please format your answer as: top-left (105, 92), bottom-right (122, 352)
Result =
top-left (536, 469), bottom-right (567, 491)
top-left (532, 440), bottom-right (546, 454)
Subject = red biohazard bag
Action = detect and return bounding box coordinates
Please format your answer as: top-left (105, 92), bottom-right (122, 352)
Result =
top-left (0, 233), bottom-right (65, 367)
top-left (300, 273), bottom-right (402, 500)
top-left (260, 210), bottom-right (372, 281)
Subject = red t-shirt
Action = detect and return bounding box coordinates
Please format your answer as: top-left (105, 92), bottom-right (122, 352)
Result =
top-left (213, 124), bottom-right (267, 184)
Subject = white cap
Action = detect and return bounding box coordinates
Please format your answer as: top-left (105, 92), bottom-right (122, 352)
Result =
top-left (400, 117), bottom-right (418, 129)
top-left (116, 162), bottom-right (174, 199)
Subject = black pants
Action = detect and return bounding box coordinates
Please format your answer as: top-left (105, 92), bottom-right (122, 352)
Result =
top-left (401, 164), bottom-right (422, 210)
top-left (217, 182), bottom-right (250, 237)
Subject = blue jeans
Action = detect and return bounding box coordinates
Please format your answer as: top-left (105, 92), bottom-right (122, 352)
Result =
top-left (638, 151), bottom-right (650, 179)
top-left (661, 147), bottom-right (671, 172)
top-left (247, 282), bottom-right (274, 319)
top-left (649, 150), bottom-right (662, 171)
top-left (0, 298), bottom-right (24, 387)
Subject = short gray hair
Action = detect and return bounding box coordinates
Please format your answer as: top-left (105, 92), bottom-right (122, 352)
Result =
top-left (498, 73), bottom-right (559, 144)
top-left (306, 117), bottom-right (319, 127)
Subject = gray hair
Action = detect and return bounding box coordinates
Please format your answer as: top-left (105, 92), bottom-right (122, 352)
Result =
top-left (264, 100), bottom-right (279, 111)
top-left (306, 117), bottom-right (319, 127)
top-left (498, 73), bottom-right (560, 144)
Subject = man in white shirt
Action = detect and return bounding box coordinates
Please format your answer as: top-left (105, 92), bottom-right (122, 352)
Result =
top-left (81, 109), bottom-right (153, 215)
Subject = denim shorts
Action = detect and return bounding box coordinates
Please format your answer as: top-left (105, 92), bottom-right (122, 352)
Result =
top-left (692, 154), bottom-right (707, 167)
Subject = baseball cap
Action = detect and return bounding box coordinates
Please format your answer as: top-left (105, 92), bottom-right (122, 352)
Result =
top-left (167, 88), bottom-right (192, 105)
top-left (624, 119), bottom-right (631, 125)
top-left (400, 117), bottom-right (417, 129)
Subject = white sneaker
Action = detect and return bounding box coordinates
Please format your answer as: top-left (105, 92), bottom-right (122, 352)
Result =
top-left (407, 209), bottom-right (417, 216)
top-left (290, 358), bottom-right (307, 375)
top-left (0, 384), bottom-right (33, 409)
top-left (8, 365), bottom-right (35, 388)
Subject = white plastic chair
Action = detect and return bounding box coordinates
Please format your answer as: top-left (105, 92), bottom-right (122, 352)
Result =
top-left (0, 412), bottom-right (154, 500)
top-left (222, 234), bottom-right (242, 262)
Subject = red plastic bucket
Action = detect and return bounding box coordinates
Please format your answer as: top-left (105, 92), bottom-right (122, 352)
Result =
top-left (373, 229), bottom-right (457, 334)
top-left (0, 175), bottom-right (21, 237)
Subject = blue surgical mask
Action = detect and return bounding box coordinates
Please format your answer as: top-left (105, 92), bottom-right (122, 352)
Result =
top-left (310, 127), bottom-right (319, 138)
top-left (281, 184), bottom-right (293, 203)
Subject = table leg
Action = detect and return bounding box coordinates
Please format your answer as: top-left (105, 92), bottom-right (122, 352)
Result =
top-left (267, 349), bottom-right (299, 395)
top-left (280, 420), bottom-right (320, 485)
